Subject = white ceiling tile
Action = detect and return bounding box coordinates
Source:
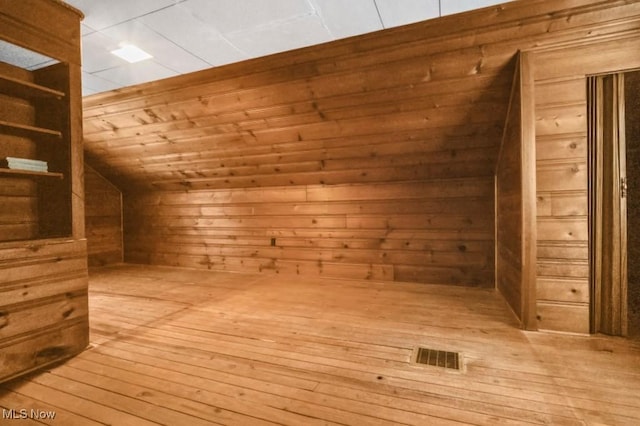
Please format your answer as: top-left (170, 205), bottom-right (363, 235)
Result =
top-left (0, 39), bottom-right (55, 69)
top-left (93, 61), bottom-right (178, 87)
top-left (69, 0), bottom-right (519, 94)
top-left (99, 20), bottom-right (210, 73)
top-left (226, 15), bottom-right (333, 58)
top-left (82, 72), bottom-right (121, 95)
top-left (81, 24), bottom-right (96, 36)
top-left (83, 87), bottom-right (98, 96)
top-left (440, 0), bottom-right (513, 16)
top-left (311, 0), bottom-right (381, 38)
top-left (81, 31), bottom-right (123, 73)
top-left (64, 0), bottom-right (181, 30)
top-left (140, 5), bottom-right (248, 66)
top-left (181, 0), bottom-right (313, 34)
top-left (375, 0), bottom-right (440, 28)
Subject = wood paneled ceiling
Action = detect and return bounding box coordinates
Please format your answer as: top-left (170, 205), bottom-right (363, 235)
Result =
top-left (83, 0), bottom-right (635, 192)
top-left (80, 0), bottom-right (640, 289)
top-left (82, 1), bottom-right (531, 191)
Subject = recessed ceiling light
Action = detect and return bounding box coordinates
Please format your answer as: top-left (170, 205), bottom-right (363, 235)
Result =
top-left (111, 44), bottom-right (152, 63)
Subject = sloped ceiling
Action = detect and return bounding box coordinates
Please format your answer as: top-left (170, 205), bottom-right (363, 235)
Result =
top-left (82, 1), bottom-right (529, 192)
top-left (64, 0), bottom-right (513, 95)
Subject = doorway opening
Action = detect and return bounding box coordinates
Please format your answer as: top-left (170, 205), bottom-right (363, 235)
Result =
top-left (588, 70), bottom-right (640, 338)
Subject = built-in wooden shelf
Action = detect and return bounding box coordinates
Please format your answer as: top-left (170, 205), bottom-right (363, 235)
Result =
top-left (0, 0), bottom-right (85, 385)
top-left (0, 119), bottom-right (62, 139)
top-left (0, 168), bottom-right (63, 179)
top-left (0, 73), bottom-right (65, 100)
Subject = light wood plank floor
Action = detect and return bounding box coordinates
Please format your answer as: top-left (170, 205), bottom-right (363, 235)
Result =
top-left (2, 264), bottom-right (640, 425)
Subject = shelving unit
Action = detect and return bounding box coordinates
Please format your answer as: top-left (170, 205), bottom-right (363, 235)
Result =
top-left (0, 168), bottom-right (64, 178)
top-left (0, 119), bottom-right (63, 139)
top-left (0, 56), bottom-right (72, 241)
top-left (0, 0), bottom-right (88, 385)
top-left (0, 72), bottom-right (65, 99)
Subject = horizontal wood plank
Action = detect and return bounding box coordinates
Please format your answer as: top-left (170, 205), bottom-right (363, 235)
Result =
top-left (84, 165), bottom-right (122, 267)
top-left (79, 0), bottom-right (640, 334)
top-left (4, 264), bottom-right (638, 424)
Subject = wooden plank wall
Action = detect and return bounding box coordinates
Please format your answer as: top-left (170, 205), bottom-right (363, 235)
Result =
top-left (495, 56), bottom-right (523, 321)
top-left (532, 36), bottom-right (640, 333)
top-left (124, 179), bottom-right (495, 284)
top-left (85, 2), bottom-right (562, 286)
top-left (0, 239), bottom-right (89, 382)
top-left (83, 2), bottom-right (640, 304)
top-left (85, 164), bottom-right (122, 267)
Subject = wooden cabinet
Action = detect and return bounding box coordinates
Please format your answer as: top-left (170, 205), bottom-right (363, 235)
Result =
top-left (0, 0), bottom-right (88, 383)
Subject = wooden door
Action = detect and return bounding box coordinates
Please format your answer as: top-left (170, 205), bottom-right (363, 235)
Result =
top-left (589, 73), bottom-right (628, 336)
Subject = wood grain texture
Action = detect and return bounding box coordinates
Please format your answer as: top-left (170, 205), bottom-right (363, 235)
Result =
top-left (4, 264), bottom-right (640, 425)
top-left (0, 0), bottom-right (82, 66)
top-left (81, 1), bottom-right (640, 328)
top-left (520, 51), bottom-right (539, 331)
top-left (0, 0), bottom-right (88, 383)
top-left (495, 54), bottom-right (523, 322)
top-left (34, 62), bottom-right (74, 239)
top-left (0, 62), bottom-right (40, 242)
top-left (124, 180), bottom-right (495, 285)
top-left (626, 71), bottom-right (640, 337)
top-left (85, 165), bottom-right (122, 267)
top-left (0, 239), bottom-right (89, 382)
top-left (532, 35), bottom-right (640, 334)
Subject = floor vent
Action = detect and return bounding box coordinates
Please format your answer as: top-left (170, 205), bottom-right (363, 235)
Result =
top-left (414, 347), bottom-right (460, 370)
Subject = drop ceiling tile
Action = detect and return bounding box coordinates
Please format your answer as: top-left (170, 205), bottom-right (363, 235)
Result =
top-left (64, 0), bottom-right (182, 30)
top-left (99, 20), bottom-right (211, 73)
top-left (81, 31), bottom-right (123, 73)
top-left (0, 40), bottom-right (56, 69)
top-left (226, 14), bottom-right (333, 58)
top-left (140, 5), bottom-right (248, 66)
top-left (82, 72), bottom-right (121, 95)
top-left (181, 0), bottom-right (313, 35)
top-left (310, 0), bottom-right (381, 38)
top-left (70, 0), bottom-right (521, 95)
top-left (81, 24), bottom-right (96, 36)
top-left (440, 0), bottom-right (513, 16)
top-left (93, 60), bottom-right (178, 87)
top-left (375, 0), bottom-right (440, 28)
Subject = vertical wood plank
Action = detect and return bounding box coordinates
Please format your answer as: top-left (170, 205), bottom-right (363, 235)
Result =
top-left (599, 73), bottom-right (628, 336)
top-left (495, 53), bottom-right (524, 323)
top-left (587, 75), bottom-right (602, 333)
top-left (534, 35), bottom-right (640, 335)
top-left (520, 50), bottom-right (538, 331)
